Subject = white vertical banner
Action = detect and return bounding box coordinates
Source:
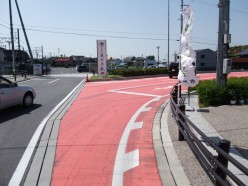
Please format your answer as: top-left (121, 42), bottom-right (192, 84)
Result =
top-left (97, 40), bottom-right (107, 76)
top-left (178, 6), bottom-right (199, 87)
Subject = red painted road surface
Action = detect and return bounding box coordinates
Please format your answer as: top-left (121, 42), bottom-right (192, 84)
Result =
top-left (51, 72), bottom-right (248, 186)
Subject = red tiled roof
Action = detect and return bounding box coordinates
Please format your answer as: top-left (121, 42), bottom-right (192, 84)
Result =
top-left (54, 58), bottom-right (71, 62)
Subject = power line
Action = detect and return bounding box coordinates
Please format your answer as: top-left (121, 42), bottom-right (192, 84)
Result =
top-left (23, 28), bottom-right (217, 46)
top-left (14, 24), bottom-right (169, 37)
top-left (25, 28), bottom-right (170, 41)
top-left (0, 23), bottom-right (10, 29)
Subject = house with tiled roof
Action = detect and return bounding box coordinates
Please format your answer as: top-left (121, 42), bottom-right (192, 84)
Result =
top-left (237, 49), bottom-right (248, 58)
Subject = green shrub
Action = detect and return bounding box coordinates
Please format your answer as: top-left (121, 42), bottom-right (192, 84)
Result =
top-left (109, 68), bottom-right (168, 77)
top-left (195, 77), bottom-right (248, 107)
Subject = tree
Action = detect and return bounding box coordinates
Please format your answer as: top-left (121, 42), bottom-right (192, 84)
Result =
top-left (123, 56), bottom-right (135, 63)
top-left (146, 55), bottom-right (155, 60)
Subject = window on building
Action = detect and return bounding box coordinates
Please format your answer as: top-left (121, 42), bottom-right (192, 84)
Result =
top-left (201, 54), bottom-right (205, 59)
top-left (201, 63), bottom-right (205, 67)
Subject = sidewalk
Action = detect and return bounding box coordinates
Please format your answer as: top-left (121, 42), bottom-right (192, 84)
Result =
top-left (162, 93), bottom-right (248, 185)
top-left (2, 74), bottom-right (32, 82)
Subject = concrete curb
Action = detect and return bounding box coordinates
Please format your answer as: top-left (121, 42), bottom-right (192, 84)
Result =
top-left (153, 100), bottom-right (190, 186)
top-left (23, 80), bottom-right (86, 186)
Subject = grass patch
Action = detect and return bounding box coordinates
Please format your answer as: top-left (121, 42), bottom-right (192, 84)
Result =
top-left (90, 75), bottom-right (121, 81)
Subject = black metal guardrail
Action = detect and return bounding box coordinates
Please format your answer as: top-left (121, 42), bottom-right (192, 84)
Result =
top-left (170, 85), bottom-right (248, 186)
top-left (17, 70), bottom-right (28, 78)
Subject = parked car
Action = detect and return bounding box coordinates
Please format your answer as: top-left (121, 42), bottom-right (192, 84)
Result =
top-left (168, 62), bottom-right (179, 78)
top-left (0, 76), bottom-right (36, 110)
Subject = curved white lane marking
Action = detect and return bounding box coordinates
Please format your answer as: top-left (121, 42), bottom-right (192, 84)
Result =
top-left (8, 79), bottom-right (85, 186)
top-left (112, 97), bottom-right (161, 186)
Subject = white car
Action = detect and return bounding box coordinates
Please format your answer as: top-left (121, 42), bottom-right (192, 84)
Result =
top-left (0, 76), bottom-right (36, 110)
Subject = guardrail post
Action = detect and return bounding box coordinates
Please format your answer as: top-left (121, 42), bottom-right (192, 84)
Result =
top-left (215, 139), bottom-right (230, 186)
top-left (177, 104), bottom-right (185, 141)
top-left (172, 85), bottom-right (178, 104)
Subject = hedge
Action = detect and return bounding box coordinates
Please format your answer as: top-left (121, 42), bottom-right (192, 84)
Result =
top-left (109, 68), bottom-right (168, 77)
top-left (195, 77), bottom-right (248, 107)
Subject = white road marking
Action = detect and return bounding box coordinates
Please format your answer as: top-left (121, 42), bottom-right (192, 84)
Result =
top-left (48, 79), bottom-right (59, 84)
top-left (110, 82), bottom-right (174, 91)
top-left (132, 122), bottom-right (144, 130)
top-left (109, 90), bottom-right (162, 98)
top-left (8, 79), bottom-right (86, 186)
top-left (47, 74), bottom-right (85, 77)
top-left (154, 86), bottom-right (174, 90)
top-left (112, 97), bottom-right (161, 186)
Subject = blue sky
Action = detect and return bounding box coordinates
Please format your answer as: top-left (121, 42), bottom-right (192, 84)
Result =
top-left (0, 0), bottom-right (248, 61)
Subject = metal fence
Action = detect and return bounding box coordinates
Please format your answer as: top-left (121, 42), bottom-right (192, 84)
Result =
top-left (170, 85), bottom-right (248, 186)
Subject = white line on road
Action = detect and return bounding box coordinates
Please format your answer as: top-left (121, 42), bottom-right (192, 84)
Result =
top-left (112, 97), bottom-right (161, 186)
top-left (110, 82), bottom-right (173, 91)
top-left (48, 79), bottom-right (59, 84)
top-left (109, 90), bottom-right (162, 97)
top-left (8, 79), bottom-right (86, 186)
top-left (154, 86), bottom-right (174, 90)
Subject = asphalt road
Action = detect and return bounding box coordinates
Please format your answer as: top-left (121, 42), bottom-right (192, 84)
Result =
top-left (0, 73), bottom-right (84, 185)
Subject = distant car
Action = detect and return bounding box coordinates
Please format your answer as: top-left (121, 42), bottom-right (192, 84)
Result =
top-left (77, 64), bottom-right (89, 72)
top-left (147, 65), bottom-right (157, 68)
top-left (157, 64), bottom-right (167, 68)
top-left (0, 76), bottom-right (36, 110)
top-left (168, 62), bottom-right (179, 78)
top-left (115, 63), bottom-right (127, 69)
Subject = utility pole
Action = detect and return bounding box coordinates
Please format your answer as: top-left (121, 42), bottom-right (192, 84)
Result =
top-left (41, 45), bottom-right (44, 60)
top-left (9, 0), bottom-right (16, 81)
top-left (217, 0), bottom-right (231, 87)
top-left (17, 29), bottom-right (20, 51)
top-left (15, 0), bottom-right (33, 61)
top-left (167, 0), bottom-right (170, 68)
top-left (178, 0), bottom-right (184, 98)
top-left (17, 29), bottom-right (21, 64)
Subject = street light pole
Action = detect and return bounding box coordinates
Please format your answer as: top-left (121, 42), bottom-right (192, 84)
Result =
top-left (157, 46), bottom-right (160, 65)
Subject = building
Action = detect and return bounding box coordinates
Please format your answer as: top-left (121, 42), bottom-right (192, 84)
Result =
top-left (53, 58), bottom-right (72, 66)
top-left (195, 49), bottom-right (217, 71)
top-left (144, 59), bottom-right (157, 68)
top-left (133, 57), bottom-right (145, 68)
top-left (232, 49), bottom-right (248, 70)
top-left (0, 48), bottom-right (4, 74)
top-left (0, 48), bottom-right (4, 63)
